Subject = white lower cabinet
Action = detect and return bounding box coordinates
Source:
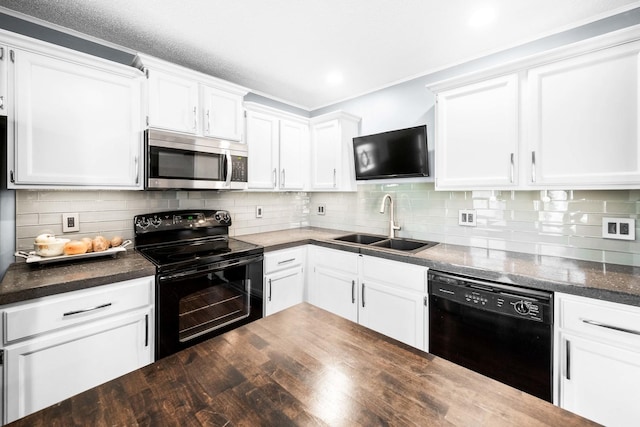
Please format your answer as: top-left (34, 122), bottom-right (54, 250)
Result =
top-left (264, 247), bottom-right (306, 316)
top-left (1, 276), bottom-right (154, 424)
top-left (359, 255), bottom-right (428, 350)
top-left (308, 246), bottom-right (428, 351)
top-left (555, 292), bottom-right (640, 427)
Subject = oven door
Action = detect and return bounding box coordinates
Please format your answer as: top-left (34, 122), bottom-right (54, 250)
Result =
top-left (156, 254), bottom-right (263, 359)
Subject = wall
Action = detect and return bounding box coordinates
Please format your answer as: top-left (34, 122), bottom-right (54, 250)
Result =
top-left (14, 190), bottom-right (309, 252)
top-left (309, 184), bottom-right (640, 267)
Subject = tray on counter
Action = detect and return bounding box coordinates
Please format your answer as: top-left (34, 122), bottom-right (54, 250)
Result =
top-left (15, 240), bottom-right (131, 265)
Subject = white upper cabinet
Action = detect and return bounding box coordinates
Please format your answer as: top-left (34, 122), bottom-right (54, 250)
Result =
top-left (527, 40), bottom-right (640, 188)
top-left (136, 53), bottom-right (248, 141)
top-left (245, 102), bottom-right (308, 191)
top-left (310, 111), bottom-right (360, 191)
top-left (0, 44), bottom-right (7, 116)
top-left (429, 25), bottom-right (640, 191)
top-left (435, 74), bottom-right (519, 189)
top-left (4, 32), bottom-right (144, 189)
top-left (147, 68), bottom-right (199, 134)
top-left (201, 85), bottom-right (243, 141)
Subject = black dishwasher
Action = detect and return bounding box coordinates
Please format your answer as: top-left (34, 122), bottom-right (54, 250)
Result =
top-left (429, 270), bottom-right (553, 402)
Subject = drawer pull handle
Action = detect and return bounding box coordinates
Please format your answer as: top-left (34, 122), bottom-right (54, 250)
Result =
top-left (63, 303), bottom-right (112, 317)
top-left (581, 318), bottom-right (640, 336)
top-left (277, 258), bottom-right (296, 265)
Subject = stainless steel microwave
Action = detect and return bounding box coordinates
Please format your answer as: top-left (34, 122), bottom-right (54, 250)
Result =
top-left (145, 129), bottom-right (248, 190)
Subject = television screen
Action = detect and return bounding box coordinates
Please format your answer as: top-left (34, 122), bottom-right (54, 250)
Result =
top-left (352, 125), bottom-right (429, 180)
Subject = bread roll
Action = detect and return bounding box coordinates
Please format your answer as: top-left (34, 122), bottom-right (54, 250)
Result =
top-left (35, 233), bottom-right (56, 244)
top-left (81, 237), bottom-right (93, 253)
top-left (64, 240), bottom-right (88, 255)
top-left (92, 236), bottom-right (109, 252)
top-left (110, 236), bottom-right (123, 247)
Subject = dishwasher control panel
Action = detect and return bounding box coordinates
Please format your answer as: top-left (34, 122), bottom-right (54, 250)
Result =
top-left (428, 271), bottom-right (552, 323)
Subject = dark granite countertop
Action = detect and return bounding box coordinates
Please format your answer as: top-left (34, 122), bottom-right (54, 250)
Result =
top-left (0, 251), bottom-right (156, 305)
top-left (236, 227), bottom-right (640, 307)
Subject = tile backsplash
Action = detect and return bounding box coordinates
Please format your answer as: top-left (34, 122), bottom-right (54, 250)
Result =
top-left (14, 183), bottom-right (640, 267)
top-left (309, 183), bottom-right (640, 267)
top-left (15, 190), bottom-right (310, 250)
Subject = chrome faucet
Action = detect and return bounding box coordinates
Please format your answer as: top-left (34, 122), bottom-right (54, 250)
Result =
top-left (379, 193), bottom-right (401, 238)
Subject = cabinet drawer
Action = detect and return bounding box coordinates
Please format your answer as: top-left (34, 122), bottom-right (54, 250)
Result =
top-left (264, 247), bottom-right (305, 274)
top-left (361, 256), bottom-right (427, 293)
top-left (557, 293), bottom-right (640, 349)
top-left (3, 276), bottom-right (153, 344)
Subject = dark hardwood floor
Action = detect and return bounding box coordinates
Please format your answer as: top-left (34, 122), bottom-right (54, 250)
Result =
top-left (8, 303), bottom-right (598, 426)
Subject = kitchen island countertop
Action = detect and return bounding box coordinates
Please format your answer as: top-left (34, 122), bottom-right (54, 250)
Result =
top-left (236, 227), bottom-right (640, 307)
top-left (0, 251), bottom-right (156, 305)
top-left (7, 303), bottom-right (597, 427)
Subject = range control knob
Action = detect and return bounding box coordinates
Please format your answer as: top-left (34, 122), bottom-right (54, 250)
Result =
top-left (150, 216), bottom-right (163, 228)
top-left (215, 211), bottom-right (231, 224)
top-left (135, 217), bottom-right (150, 229)
top-left (514, 300), bottom-right (530, 315)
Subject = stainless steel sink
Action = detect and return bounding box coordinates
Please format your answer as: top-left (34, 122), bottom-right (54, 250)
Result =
top-left (333, 234), bottom-right (437, 253)
top-left (333, 233), bottom-right (387, 245)
top-left (370, 238), bottom-right (437, 252)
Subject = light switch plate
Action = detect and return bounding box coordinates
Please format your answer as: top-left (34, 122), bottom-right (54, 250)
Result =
top-left (458, 209), bottom-right (477, 227)
top-left (62, 213), bottom-right (80, 232)
top-left (317, 204), bottom-right (326, 215)
top-left (602, 217), bottom-right (635, 240)
top-left (255, 206), bottom-right (263, 218)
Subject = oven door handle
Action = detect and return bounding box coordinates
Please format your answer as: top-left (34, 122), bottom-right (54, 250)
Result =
top-left (158, 254), bottom-right (264, 282)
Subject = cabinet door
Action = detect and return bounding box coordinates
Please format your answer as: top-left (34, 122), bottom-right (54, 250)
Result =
top-left (0, 45), bottom-right (7, 116)
top-left (359, 280), bottom-right (426, 350)
top-left (559, 333), bottom-right (640, 427)
top-left (265, 266), bottom-right (304, 316)
top-left (435, 74), bottom-right (519, 189)
top-left (309, 265), bottom-right (358, 322)
top-left (246, 110), bottom-right (279, 189)
top-left (310, 120), bottom-right (340, 189)
top-left (147, 68), bottom-right (198, 134)
top-left (201, 85), bottom-right (243, 141)
top-left (11, 49), bottom-right (143, 188)
top-left (527, 41), bottom-right (640, 188)
top-left (279, 119), bottom-right (308, 190)
top-left (4, 308), bottom-right (152, 423)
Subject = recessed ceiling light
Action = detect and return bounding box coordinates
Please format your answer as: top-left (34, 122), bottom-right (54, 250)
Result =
top-left (468, 7), bottom-right (497, 28)
top-left (326, 71), bottom-right (344, 85)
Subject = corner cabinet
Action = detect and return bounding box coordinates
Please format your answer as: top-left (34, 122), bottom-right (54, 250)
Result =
top-left (308, 246), bottom-right (428, 351)
top-left (3, 32), bottom-right (145, 189)
top-left (1, 276), bottom-right (154, 424)
top-left (429, 26), bottom-right (640, 191)
top-left (245, 103), bottom-right (309, 191)
top-left (310, 112), bottom-right (360, 191)
top-left (136, 53), bottom-right (247, 142)
top-left (555, 293), bottom-right (640, 427)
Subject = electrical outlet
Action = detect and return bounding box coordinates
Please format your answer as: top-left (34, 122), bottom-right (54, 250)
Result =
top-left (317, 204), bottom-right (326, 215)
top-left (255, 206), bottom-right (263, 218)
top-left (62, 213), bottom-right (80, 232)
top-left (602, 217), bottom-right (635, 240)
top-left (458, 209), bottom-right (477, 227)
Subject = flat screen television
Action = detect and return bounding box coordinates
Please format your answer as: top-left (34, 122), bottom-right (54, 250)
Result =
top-left (352, 125), bottom-right (429, 180)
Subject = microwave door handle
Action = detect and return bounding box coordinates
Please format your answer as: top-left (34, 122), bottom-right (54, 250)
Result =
top-left (225, 152), bottom-right (232, 187)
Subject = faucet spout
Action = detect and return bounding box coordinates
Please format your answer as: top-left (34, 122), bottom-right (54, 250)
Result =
top-left (380, 193), bottom-right (401, 238)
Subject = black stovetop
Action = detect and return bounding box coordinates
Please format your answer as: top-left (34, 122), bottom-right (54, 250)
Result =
top-left (133, 210), bottom-right (263, 273)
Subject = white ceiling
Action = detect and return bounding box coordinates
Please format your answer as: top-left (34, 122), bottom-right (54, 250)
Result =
top-left (0, 0), bottom-right (638, 110)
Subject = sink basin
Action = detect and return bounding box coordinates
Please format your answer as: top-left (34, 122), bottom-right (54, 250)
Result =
top-left (371, 238), bottom-right (437, 252)
top-left (333, 233), bottom-right (387, 245)
top-left (333, 234), bottom-right (437, 253)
